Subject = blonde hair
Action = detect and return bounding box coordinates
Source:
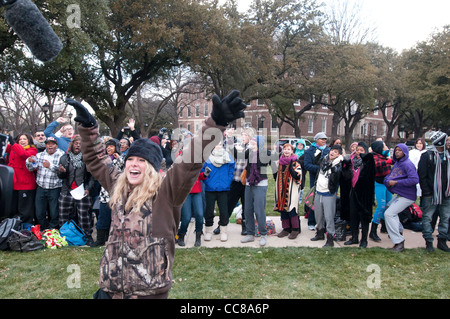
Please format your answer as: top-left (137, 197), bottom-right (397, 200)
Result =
top-left (109, 160), bottom-right (162, 213)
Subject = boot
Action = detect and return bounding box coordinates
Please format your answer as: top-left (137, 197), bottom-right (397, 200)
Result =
top-left (437, 238), bottom-right (450, 252)
top-left (241, 219), bottom-right (247, 235)
top-left (380, 219), bottom-right (387, 233)
top-left (177, 233), bottom-right (185, 247)
top-left (220, 226), bottom-right (228, 242)
top-left (391, 240), bottom-right (405, 252)
top-left (204, 226), bottom-right (213, 241)
top-left (213, 225), bottom-right (221, 235)
top-left (92, 229), bottom-right (108, 247)
top-left (194, 232), bottom-right (202, 247)
top-left (425, 240), bottom-right (434, 252)
top-left (323, 232), bottom-right (334, 247)
top-left (277, 229), bottom-right (290, 238)
top-left (369, 222), bottom-right (381, 242)
top-left (288, 229), bottom-right (300, 240)
top-left (310, 228), bottom-right (325, 241)
top-left (359, 224), bottom-right (369, 248)
top-left (344, 231), bottom-right (359, 245)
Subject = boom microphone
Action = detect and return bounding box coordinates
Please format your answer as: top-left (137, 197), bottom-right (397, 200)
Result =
top-left (2, 0), bottom-right (63, 62)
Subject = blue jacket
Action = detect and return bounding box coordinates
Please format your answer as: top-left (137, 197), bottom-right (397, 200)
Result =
top-left (384, 143), bottom-right (419, 201)
top-left (44, 121), bottom-right (71, 152)
top-left (202, 156), bottom-right (235, 192)
top-left (304, 143), bottom-right (330, 187)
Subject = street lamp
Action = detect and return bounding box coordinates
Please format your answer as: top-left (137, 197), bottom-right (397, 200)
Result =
top-left (68, 111), bottom-right (73, 124)
top-left (259, 115), bottom-right (265, 130)
top-left (42, 103), bottom-right (50, 127)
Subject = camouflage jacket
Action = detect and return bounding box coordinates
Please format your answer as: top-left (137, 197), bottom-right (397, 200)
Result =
top-left (78, 118), bottom-right (224, 297)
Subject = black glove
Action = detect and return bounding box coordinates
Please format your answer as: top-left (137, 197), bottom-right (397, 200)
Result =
top-left (66, 98), bottom-right (97, 127)
top-left (211, 90), bottom-right (247, 126)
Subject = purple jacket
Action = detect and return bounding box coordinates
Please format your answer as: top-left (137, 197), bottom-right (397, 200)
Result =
top-left (384, 144), bottom-right (419, 201)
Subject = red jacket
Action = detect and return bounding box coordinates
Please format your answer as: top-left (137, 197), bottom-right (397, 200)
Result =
top-left (6, 143), bottom-right (38, 190)
top-left (190, 172), bottom-right (207, 193)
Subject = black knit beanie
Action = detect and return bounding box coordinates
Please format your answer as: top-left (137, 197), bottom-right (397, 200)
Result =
top-left (124, 138), bottom-right (163, 172)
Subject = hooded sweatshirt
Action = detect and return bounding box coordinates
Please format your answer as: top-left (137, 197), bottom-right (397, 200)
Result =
top-left (384, 143), bottom-right (419, 201)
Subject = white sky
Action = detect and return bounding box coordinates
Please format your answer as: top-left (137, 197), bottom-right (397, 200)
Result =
top-left (235, 0), bottom-right (450, 53)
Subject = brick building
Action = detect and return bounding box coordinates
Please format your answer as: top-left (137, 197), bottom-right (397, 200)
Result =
top-left (177, 90), bottom-right (398, 147)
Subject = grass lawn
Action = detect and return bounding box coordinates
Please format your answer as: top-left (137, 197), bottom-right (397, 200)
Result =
top-left (0, 246), bottom-right (448, 299)
top-left (1, 171), bottom-right (448, 300)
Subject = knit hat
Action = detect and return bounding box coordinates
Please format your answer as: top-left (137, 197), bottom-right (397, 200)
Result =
top-left (330, 144), bottom-right (343, 154)
top-left (357, 141), bottom-right (369, 153)
top-left (370, 140), bottom-right (384, 155)
top-left (430, 131), bottom-right (447, 147)
top-left (251, 135), bottom-right (265, 149)
top-left (125, 138), bottom-right (163, 172)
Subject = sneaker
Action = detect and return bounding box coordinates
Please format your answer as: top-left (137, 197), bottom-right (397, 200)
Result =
top-left (308, 225), bottom-right (315, 231)
top-left (241, 235), bottom-right (254, 243)
top-left (259, 235), bottom-right (267, 246)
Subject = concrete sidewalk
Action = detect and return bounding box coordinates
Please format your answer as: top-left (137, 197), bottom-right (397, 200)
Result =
top-left (177, 216), bottom-right (427, 249)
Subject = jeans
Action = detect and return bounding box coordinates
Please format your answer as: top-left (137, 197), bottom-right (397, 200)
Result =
top-left (97, 202), bottom-right (112, 231)
top-left (314, 193), bottom-right (337, 235)
top-left (384, 195), bottom-right (414, 244)
top-left (421, 196), bottom-right (450, 241)
top-left (179, 192), bottom-right (204, 234)
top-left (244, 185), bottom-right (268, 236)
top-left (373, 181), bottom-right (392, 224)
top-left (35, 186), bottom-right (61, 229)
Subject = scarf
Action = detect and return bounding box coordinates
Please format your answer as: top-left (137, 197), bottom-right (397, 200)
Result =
top-left (68, 152), bottom-right (83, 169)
top-left (279, 154), bottom-right (298, 166)
top-left (351, 153), bottom-right (363, 188)
top-left (209, 148), bottom-right (231, 167)
top-left (433, 149), bottom-right (450, 204)
top-left (247, 151), bottom-right (263, 186)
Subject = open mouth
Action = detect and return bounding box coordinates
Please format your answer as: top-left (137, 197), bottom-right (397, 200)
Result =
top-left (129, 169), bottom-right (141, 177)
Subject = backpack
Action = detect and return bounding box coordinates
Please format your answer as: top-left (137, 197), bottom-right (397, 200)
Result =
top-left (0, 217), bottom-right (22, 250)
top-left (59, 220), bottom-right (87, 246)
top-left (399, 203), bottom-right (422, 225)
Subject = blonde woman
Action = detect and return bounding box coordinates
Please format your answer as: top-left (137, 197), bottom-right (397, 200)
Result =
top-left (67, 90), bottom-right (246, 299)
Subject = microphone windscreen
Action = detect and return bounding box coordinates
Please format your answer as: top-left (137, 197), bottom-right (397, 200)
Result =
top-left (4, 0), bottom-right (63, 62)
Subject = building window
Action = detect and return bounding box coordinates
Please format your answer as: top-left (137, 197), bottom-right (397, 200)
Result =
top-left (204, 103), bottom-right (208, 116)
top-left (187, 106), bottom-right (191, 118)
top-left (179, 106), bottom-right (183, 118)
top-left (187, 124), bottom-right (191, 132)
top-left (271, 115), bottom-right (277, 132)
top-left (308, 117), bottom-right (314, 133)
top-left (195, 105), bottom-right (200, 117)
top-left (321, 118), bottom-right (327, 133)
top-left (257, 99), bottom-right (265, 106)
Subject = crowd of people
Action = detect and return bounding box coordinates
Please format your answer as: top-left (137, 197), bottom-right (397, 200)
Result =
top-left (0, 89), bottom-right (449, 300)
top-left (1, 116), bottom-right (450, 253)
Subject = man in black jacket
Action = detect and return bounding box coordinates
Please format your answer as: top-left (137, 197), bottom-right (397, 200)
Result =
top-left (57, 135), bottom-right (95, 245)
top-left (418, 131), bottom-right (450, 252)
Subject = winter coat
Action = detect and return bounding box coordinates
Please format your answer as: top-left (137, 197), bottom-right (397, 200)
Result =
top-left (340, 152), bottom-right (375, 220)
top-left (6, 143), bottom-right (37, 190)
top-left (78, 117), bottom-right (224, 298)
top-left (384, 144), bottom-right (419, 201)
top-left (274, 157), bottom-right (303, 213)
top-left (304, 143), bottom-right (330, 187)
top-left (57, 153), bottom-right (95, 196)
top-left (44, 121), bottom-right (71, 152)
top-left (315, 154), bottom-right (343, 195)
top-left (202, 152), bottom-right (235, 192)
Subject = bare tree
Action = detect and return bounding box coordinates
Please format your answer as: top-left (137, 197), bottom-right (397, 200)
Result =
top-left (323, 0), bottom-right (377, 45)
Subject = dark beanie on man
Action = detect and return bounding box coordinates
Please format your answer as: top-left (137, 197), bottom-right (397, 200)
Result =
top-left (370, 141), bottom-right (384, 155)
top-left (124, 138), bottom-right (163, 172)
